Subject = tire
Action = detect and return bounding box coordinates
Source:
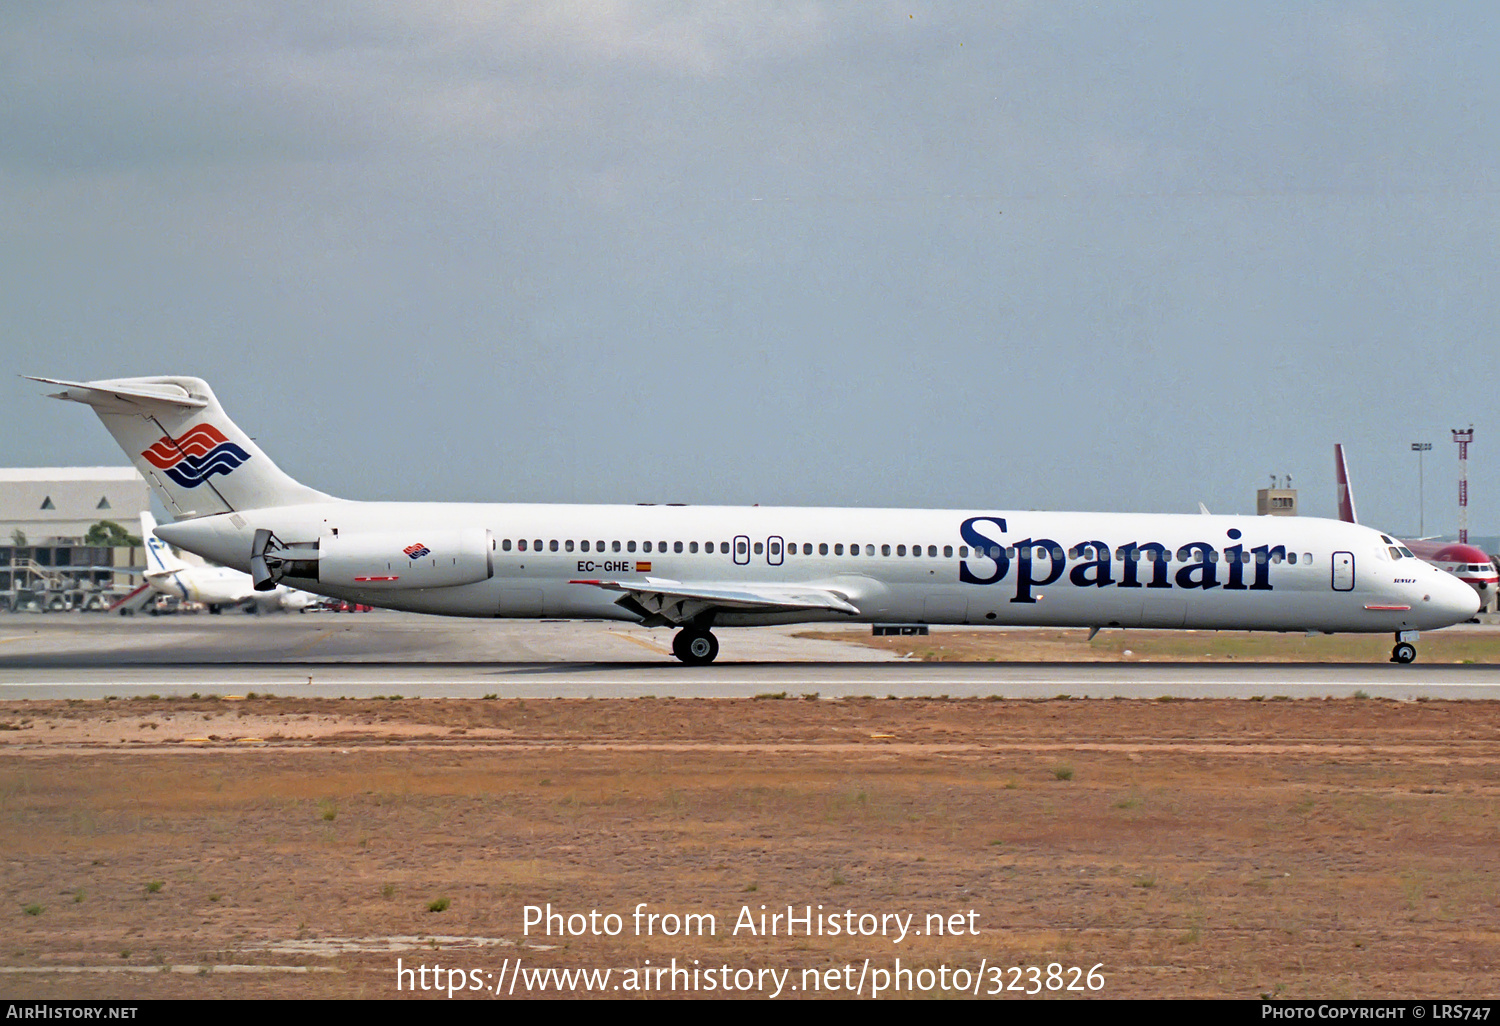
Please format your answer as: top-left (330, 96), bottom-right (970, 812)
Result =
top-left (1391, 642), bottom-right (1417, 664)
top-left (676, 629), bottom-right (719, 665)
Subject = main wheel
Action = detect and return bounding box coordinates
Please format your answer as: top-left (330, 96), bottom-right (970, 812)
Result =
top-left (1391, 642), bottom-right (1417, 664)
top-left (674, 629), bottom-right (719, 665)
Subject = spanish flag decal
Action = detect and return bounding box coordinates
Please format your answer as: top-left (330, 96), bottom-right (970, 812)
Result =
top-left (635, 561), bottom-right (652, 572)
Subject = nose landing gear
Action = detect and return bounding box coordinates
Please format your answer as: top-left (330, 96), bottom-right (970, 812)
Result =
top-left (672, 628), bottom-right (720, 665)
top-left (1390, 630), bottom-right (1419, 664)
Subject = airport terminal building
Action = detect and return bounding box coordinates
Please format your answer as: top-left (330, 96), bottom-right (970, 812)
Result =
top-left (1, 467), bottom-right (149, 611)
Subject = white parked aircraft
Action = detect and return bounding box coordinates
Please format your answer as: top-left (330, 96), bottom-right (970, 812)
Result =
top-left (139, 511), bottom-right (320, 613)
top-left (31, 375), bottom-right (1478, 664)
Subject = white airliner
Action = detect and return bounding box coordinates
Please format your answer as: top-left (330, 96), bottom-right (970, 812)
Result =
top-left (139, 511), bottom-right (320, 614)
top-left (30, 375), bottom-right (1478, 664)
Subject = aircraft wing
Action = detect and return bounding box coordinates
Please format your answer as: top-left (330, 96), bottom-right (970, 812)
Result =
top-left (569, 578), bottom-right (860, 627)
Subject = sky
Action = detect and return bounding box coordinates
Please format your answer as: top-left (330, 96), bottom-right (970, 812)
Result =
top-left (3, 2), bottom-right (1497, 541)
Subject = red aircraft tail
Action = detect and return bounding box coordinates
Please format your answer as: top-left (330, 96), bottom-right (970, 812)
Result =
top-left (1333, 444), bottom-right (1359, 524)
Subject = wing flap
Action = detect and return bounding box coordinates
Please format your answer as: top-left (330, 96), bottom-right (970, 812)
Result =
top-left (570, 578), bottom-right (860, 626)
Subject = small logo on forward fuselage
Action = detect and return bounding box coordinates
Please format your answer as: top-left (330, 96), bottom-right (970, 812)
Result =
top-left (404, 543), bottom-right (431, 559)
top-left (140, 424), bottom-right (251, 488)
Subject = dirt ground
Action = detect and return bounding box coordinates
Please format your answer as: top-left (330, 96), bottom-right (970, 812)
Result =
top-left (2, 694), bottom-right (1498, 1000)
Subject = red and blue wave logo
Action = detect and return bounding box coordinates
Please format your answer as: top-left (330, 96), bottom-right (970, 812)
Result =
top-left (403, 543), bottom-right (431, 559)
top-left (140, 424), bottom-right (251, 488)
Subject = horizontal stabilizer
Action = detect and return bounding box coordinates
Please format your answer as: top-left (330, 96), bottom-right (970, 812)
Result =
top-left (24, 376), bottom-right (208, 412)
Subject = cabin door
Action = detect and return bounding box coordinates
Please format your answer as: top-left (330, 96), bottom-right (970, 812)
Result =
top-left (1331, 551), bottom-right (1355, 592)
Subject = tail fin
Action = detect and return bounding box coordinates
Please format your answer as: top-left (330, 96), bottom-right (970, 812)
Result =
top-left (1334, 443), bottom-right (1359, 524)
top-left (139, 511), bottom-right (185, 573)
top-left (28, 376), bottom-right (330, 519)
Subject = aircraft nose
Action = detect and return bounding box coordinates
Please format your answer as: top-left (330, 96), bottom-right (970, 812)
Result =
top-left (1429, 572), bottom-right (1481, 626)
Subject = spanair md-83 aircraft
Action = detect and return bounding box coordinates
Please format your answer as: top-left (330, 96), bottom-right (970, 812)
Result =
top-left (31, 376), bottom-right (1478, 664)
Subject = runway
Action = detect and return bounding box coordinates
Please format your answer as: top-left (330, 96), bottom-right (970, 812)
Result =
top-left (2, 611), bottom-right (1499, 700)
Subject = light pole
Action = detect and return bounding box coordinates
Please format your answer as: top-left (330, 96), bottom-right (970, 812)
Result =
top-left (1411, 442), bottom-right (1432, 536)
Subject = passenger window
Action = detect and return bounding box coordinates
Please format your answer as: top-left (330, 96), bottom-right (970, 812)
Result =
top-left (579, 540), bottom-right (589, 553)
top-left (549, 540), bottom-right (559, 552)
top-left (943, 546), bottom-right (952, 557)
top-left (612, 541), bottom-right (622, 553)
top-left (803, 543), bottom-right (813, 555)
top-left (882, 544), bottom-right (892, 556)
top-left (720, 542), bottom-right (729, 554)
top-left (820, 543), bottom-right (829, 555)
top-left (737, 540), bottom-right (748, 555)
top-left (596, 541), bottom-right (604, 552)
top-left (565, 540), bottom-right (574, 552)
top-left (518, 539), bottom-right (527, 551)
top-left (503, 539), bottom-right (512, 551)
top-left (627, 541), bottom-right (637, 553)
top-left (834, 544), bottom-right (844, 556)
top-left (864, 544), bottom-right (874, 556)
top-left (1288, 552), bottom-right (1298, 565)
top-left (643, 541), bottom-right (653, 553)
top-left (675, 541), bottom-right (683, 553)
top-left (1303, 552), bottom-right (1312, 564)
top-left (958, 546), bottom-right (968, 558)
top-left (770, 541), bottom-right (781, 556)
top-left (753, 542), bottom-right (763, 555)
top-left (658, 541), bottom-right (666, 552)
top-left (534, 539), bottom-right (543, 552)
top-left (897, 545), bottom-right (907, 556)
top-left (689, 541), bottom-right (698, 553)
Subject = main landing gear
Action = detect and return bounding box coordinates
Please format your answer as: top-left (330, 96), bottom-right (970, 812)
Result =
top-left (672, 628), bottom-right (720, 665)
top-left (1390, 631), bottom-right (1419, 664)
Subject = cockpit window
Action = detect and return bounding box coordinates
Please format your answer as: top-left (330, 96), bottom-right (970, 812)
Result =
top-left (1398, 547), bottom-right (1414, 558)
top-left (1388, 547), bottom-right (1402, 560)
top-left (1380, 534), bottom-right (1394, 545)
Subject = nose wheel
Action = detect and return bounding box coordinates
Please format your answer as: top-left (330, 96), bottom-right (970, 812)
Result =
top-left (673, 629), bottom-right (720, 665)
top-left (1391, 641), bottom-right (1417, 664)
